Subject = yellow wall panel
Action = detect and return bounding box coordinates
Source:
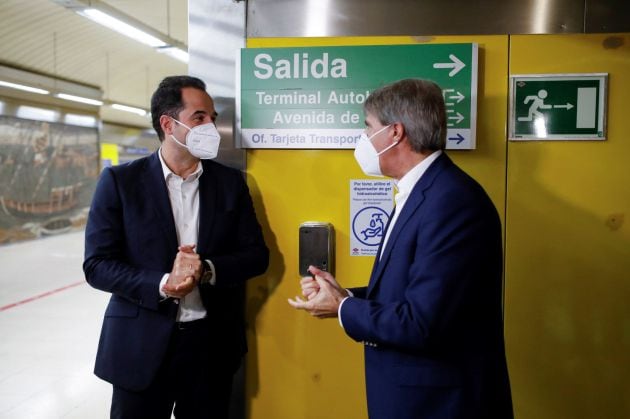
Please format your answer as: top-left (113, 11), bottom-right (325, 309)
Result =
top-left (505, 33), bottom-right (630, 419)
top-left (245, 35), bottom-right (509, 419)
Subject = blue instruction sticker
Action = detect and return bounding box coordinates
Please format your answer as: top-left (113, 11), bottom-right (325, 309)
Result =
top-left (350, 179), bottom-right (394, 256)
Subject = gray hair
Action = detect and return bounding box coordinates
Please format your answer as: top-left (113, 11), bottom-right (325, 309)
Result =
top-left (364, 79), bottom-right (446, 152)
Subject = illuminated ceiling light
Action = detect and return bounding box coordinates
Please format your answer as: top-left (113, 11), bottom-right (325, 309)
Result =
top-left (54, 1), bottom-right (187, 63)
top-left (156, 46), bottom-right (189, 63)
top-left (64, 113), bottom-right (97, 127)
top-left (532, 0), bottom-right (551, 33)
top-left (110, 103), bottom-right (147, 116)
top-left (0, 80), bottom-right (49, 95)
top-left (305, 0), bottom-right (330, 36)
top-left (56, 93), bottom-right (103, 106)
top-left (17, 105), bottom-right (58, 122)
top-left (77, 8), bottom-right (167, 48)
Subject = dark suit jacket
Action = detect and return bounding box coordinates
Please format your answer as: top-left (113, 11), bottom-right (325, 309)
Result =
top-left (341, 153), bottom-right (513, 419)
top-left (83, 152), bottom-right (269, 391)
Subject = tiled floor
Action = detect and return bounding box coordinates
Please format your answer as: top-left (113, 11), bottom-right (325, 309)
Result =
top-left (0, 231), bottom-right (111, 418)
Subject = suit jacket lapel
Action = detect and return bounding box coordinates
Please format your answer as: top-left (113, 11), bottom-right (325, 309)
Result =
top-left (143, 152), bottom-right (178, 251)
top-left (374, 206), bottom-right (396, 263)
top-left (367, 153), bottom-right (450, 297)
top-left (197, 160), bottom-right (217, 253)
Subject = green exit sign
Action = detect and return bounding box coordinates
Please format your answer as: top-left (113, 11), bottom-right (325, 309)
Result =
top-left (238, 44), bottom-right (479, 150)
top-left (509, 74), bottom-right (607, 141)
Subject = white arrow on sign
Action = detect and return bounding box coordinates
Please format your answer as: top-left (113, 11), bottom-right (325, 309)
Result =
top-left (442, 89), bottom-right (466, 103)
top-left (433, 54), bottom-right (465, 77)
top-left (448, 90), bottom-right (465, 103)
top-left (448, 112), bottom-right (464, 124)
top-left (553, 103), bottom-right (574, 110)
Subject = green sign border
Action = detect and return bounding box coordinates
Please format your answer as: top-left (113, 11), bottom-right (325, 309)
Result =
top-left (509, 73), bottom-right (608, 141)
top-left (236, 43), bottom-right (478, 150)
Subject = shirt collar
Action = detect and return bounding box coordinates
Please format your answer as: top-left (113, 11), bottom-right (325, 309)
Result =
top-left (395, 150), bottom-right (442, 198)
top-left (158, 147), bottom-right (203, 181)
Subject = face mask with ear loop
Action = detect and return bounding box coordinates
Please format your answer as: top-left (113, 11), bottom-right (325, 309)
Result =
top-left (353, 124), bottom-right (399, 176)
top-left (169, 117), bottom-right (221, 160)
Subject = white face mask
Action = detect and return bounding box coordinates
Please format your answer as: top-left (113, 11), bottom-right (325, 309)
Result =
top-left (169, 118), bottom-right (221, 160)
top-left (353, 124), bottom-right (398, 176)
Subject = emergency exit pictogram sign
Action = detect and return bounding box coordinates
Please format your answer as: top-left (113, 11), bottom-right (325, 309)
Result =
top-left (509, 73), bottom-right (608, 140)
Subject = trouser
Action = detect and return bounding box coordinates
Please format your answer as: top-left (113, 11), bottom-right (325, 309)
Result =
top-left (111, 318), bottom-right (238, 419)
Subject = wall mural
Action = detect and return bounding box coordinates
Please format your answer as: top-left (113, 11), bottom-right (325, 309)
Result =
top-left (0, 115), bottom-right (99, 245)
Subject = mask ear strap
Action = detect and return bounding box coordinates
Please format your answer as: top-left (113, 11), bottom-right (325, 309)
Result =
top-left (376, 138), bottom-right (399, 156)
top-left (372, 124), bottom-right (391, 139)
top-left (170, 134), bottom-right (188, 149)
top-left (170, 117), bottom-right (192, 131)
top-left (168, 117), bottom-right (193, 149)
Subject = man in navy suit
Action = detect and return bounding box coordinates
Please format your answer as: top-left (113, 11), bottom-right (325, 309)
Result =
top-left (84, 76), bottom-right (269, 419)
top-left (289, 79), bottom-right (512, 419)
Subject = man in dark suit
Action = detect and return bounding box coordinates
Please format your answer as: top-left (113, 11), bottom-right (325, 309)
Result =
top-left (289, 79), bottom-right (512, 419)
top-left (84, 75), bottom-right (269, 419)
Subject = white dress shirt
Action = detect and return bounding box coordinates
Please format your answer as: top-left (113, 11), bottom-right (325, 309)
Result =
top-left (157, 148), bottom-right (207, 322)
top-left (338, 150), bottom-right (443, 328)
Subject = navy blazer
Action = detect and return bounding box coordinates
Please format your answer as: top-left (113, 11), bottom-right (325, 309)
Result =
top-left (341, 154), bottom-right (513, 419)
top-left (83, 152), bottom-right (269, 391)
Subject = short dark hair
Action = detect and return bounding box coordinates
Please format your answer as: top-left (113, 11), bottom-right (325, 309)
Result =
top-left (364, 78), bottom-right (446, 152)
top-left (150, 75), bottom-right (207, 142)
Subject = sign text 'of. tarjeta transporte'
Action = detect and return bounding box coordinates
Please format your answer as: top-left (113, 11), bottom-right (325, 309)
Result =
top-left (253, 53), bottom-right (348, 80)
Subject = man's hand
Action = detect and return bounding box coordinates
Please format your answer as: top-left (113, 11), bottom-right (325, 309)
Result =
top-left (299, 275), bottom-right (320, 300)
top-left (288, 265), bottom-right (349, 318)
top-left (162, 244), bottom-right (203, 298)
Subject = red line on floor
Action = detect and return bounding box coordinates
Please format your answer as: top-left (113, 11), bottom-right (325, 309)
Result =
top-left (0, 281), bottom-right (85, 312)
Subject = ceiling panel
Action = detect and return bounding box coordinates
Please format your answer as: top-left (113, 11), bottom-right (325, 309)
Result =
top-left (0, 0), bottom-right (188, 127)
top-left (106, 0), bottom-right (188, 42)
